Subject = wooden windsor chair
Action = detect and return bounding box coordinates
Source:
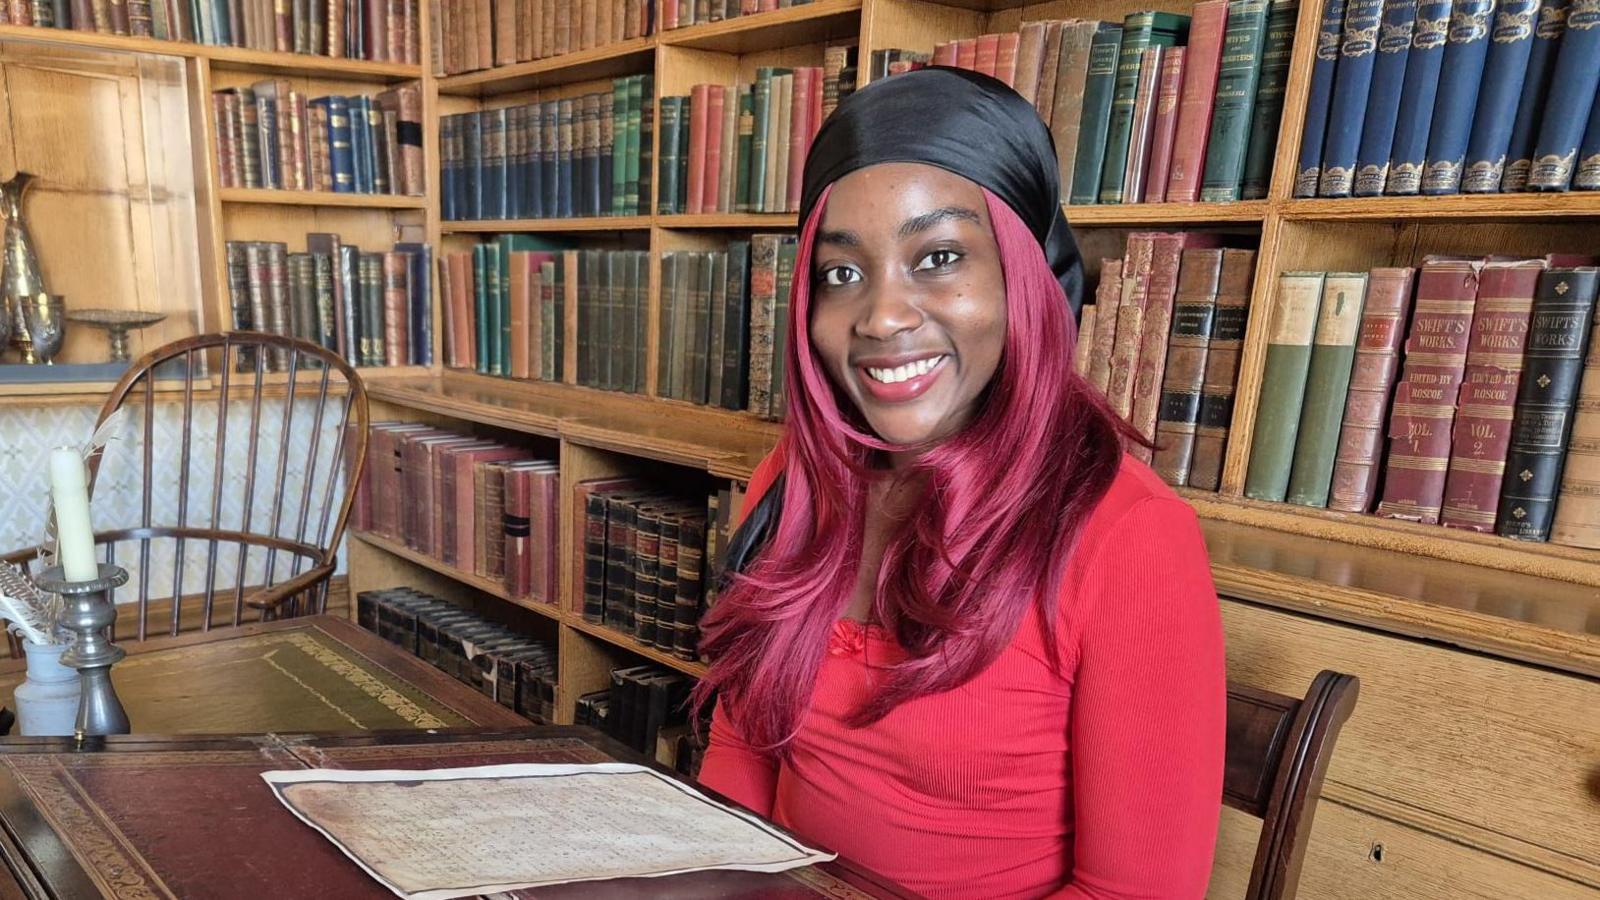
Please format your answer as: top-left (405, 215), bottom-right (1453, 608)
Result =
top-left (2, 332), bottom-right (370, 650)
top-left (1225, 669), bottom-right (1360, 900)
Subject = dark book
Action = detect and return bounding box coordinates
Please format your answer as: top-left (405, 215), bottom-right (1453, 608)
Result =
top-left (1577, 97), bottom-right (1600, 189)
top-left (1418, 0), bottom-right (1498, 194)
top-left (672, 514), bottom-right (707, 661)
top-left (1526, 3), bottom-right (1600, 190)
top-left (1200, 0), bottom-right (1271, 201)
top-left (1498, 0), bottom-right (1569, 191)
top-left (1239, 0), bottom-right (1299, 199)
top-left (1099, 12), bottom-right (1189, 204)
top-left (722, 240), bottom-right (751, 411)
top-left (1069, 24), bottom-right (1124, 205)
top-left (659, 96), bottom-right (684, 214)
top-left (1293, 0), bottom-right (1351, 196)
top-left (1351, 0), bottom-right (1420, 195)
top-left (1316, 0), bottom-right (1385, 196)
top-left (1381, 0), bottom-right (1452, 194)
top-left (1459, 0), bottom-right (1543, 192)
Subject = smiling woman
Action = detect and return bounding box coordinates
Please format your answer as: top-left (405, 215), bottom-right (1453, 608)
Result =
top-left (693, 67), bottom-right (1227, 900)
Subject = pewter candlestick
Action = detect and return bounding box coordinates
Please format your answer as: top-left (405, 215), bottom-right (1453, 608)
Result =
top-left (33, 564), bottom-right (130, 736)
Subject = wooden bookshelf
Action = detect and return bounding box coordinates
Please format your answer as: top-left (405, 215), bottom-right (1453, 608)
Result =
top-left (1065, 200), bottom-right (1270, 226)
top-left (435, 36), bottom-right (657, 96)
top-left (350, 530), bottom-right (564, 620)
top-left (442, 216), bottom-right (654, 232)
top-left (218, 187), bottom-right (430, 209)
top-left (658, 0), bottom-right (865, 54)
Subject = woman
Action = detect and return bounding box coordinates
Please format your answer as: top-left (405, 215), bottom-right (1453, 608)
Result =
top-left (695, 67), bottom-right (1226, 899)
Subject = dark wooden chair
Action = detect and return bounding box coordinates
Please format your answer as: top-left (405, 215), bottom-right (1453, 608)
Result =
top-left (1225, 669), bottom-right (1360, 900)
top-left (3, 332), bottom-right (370, 647)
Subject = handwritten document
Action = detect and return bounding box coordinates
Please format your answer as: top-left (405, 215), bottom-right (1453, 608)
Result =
top-left (261, 763), bottom-right (835, 900)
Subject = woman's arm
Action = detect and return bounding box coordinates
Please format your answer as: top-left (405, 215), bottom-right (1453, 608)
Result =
top-left (700, 699), bottom-right (780, 817)
top-left (1049, 496), bottom-right (1228, 899)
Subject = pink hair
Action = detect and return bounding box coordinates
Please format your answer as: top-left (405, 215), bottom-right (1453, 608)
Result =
top-left (694, 185), bottom-right (1131, 753)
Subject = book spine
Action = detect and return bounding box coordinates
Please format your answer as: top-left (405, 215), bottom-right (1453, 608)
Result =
top-left (1286, 272), bottom-right (1370, 506)
top-left (1527, 2), bottom-right (1600, 189)
top-left (1499, 0), bottom-right (1569, 190)
top-left (1497, 268), bottom-right (1600, 538)
top-left (1294, 0), bottom-right (1351, 196)
top-left (1382, 0), bottom-right (1452, 194)
top-left (1328, 267), bottom-right (1416, 512)
top-left (1087, 258), bottom-right (1123, 392)
top-left (1200, 0), bottom-right (1271, 202)
top-left (1049, 23), bottom-right (1101, 203)
top-left (1577, 95), bottom-right (1600, 189)
top-left (1375, 257), bottom-right (1484, 522)
top-left (1189, 249), bottom-right (1256, 490)
top-left (1243, 271), bottom-right (1326, 502)
top-left (1460, 0), bottom-right (1543, 191)
top-left (722, 241), bottom-right (750, 410)
top-left (658, 96), bottom-right (682, 214)
top-left (1121, 47), bottom-right (1166, 204)
top-left (1418, 0), bottom-right (1498, 193)
top-left (1100, 13), bottom-right (1177, 204)
top-left (1069, 25), bottom-right (1125, 205)
top-left (673, 516), bottom-right (706, 660)
top-left (632, 506), bottom-right (662, 644)
top-left (1239, 0), bottom-right (1299, 199)
top-left (1130, 232), bottom-right (1204, 455)
top-left (1317, 0), bottom-right (1385, 196)
top-left (604, 495), bottom-right (635, 630)
top-left (1106, 234), bottom-right (1156, 417)
top-left (1351, 0), bottom-right (1420, 195)
top-left (1440, 260), bottom-right (1543, 530)
top-left (1153, 248), bottom-right (1225, 486)
top-left (1074, 305), bottom-right (1100, 379)
top-left (1550, 317), bottom-right (1600, 546)
top-left (582, 491), bottom-right (608, 623)
top-left (1144, 48), bottom-right (1187, 201)
top-left (1165, 1), bottom-right (1229, 202)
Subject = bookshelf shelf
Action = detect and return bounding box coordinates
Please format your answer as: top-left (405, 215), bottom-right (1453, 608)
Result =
top-left (350, 530), bottom-right (565, 620)
top-left (566, 616), bottom-right (710, 678)
top-left (1280, 193), bottom-right (1600, 222)
top-left (442, 216), bottom-right (653, 233)
top-left (218, 188), bottom-right (428, 209)
top-left (1064, 200), bottom-right (1270, 226)
top-left (656, 212), bottom-right (799, 229)
top-left (436, 37), bottom-right (656, 97)
top-left (658, 0), bottom-right (864, 54)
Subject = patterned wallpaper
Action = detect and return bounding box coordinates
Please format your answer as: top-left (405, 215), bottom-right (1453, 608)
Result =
top-left (0, 397), bottom-right (349, 605)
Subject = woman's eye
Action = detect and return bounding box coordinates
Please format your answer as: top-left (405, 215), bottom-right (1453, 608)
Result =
top-left (915, 250), bottom-right (963, 272)
top-left (820, 265), bottom-right (861, 287)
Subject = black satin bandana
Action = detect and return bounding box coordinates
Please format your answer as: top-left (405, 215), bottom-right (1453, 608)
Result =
top-left (798, 65), bottom-right (1085, 318)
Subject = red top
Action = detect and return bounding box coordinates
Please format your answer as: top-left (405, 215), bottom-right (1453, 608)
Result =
top-left (701, 453), bottom-right (1227, 899)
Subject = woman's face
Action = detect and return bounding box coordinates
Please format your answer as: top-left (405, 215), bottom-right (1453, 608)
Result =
top-left (809, 162), bottom-right (1008, 449)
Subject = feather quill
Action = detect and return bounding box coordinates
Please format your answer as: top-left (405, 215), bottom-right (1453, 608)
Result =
top-left (0, 563), bottom-right (61, 646)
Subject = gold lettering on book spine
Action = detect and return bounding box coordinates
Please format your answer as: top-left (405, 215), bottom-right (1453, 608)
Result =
top-left (1536, 0), bottom-right (1569, 36)
top-left (1414, 14), bottom-right (1450, 46)
top-left (1567, 0), bottom-right (1600, 28)
top-left (1449, 2), bottom-right (1493, 40)
top-left (1354, 163), bottom-right (1390, 194)
top-left (1462, 155), bottom-right (1506, 191)
top-left (1492, 1), bottom-right (1537, 41)
top-left (1320, 165), bottom-right (1355, 195)
top-left (1379, 20), bottom-right (1414, 50)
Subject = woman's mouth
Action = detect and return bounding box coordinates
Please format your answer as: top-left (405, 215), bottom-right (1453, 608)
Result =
top-left (858, 354), bottom-right (948, 402)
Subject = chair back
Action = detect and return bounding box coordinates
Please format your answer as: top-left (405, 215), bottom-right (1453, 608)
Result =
top-left (3, 332), bottom-right (369, 642)
top-left (1224, 669), bottom-right (1359, 900)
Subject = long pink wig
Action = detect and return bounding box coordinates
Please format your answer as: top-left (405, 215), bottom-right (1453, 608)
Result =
top-left (694, 184), bottom-right (1131, 753)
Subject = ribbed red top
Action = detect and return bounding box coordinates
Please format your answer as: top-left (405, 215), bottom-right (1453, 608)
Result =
top-left (701, 453), bottom-right (1227, 899)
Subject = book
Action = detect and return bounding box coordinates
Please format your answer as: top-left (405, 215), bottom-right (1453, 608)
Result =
top-left (1166, 0), bottom-right (1230, 203)
top-left (1550, 314), bottom-right (1600, 547)
top-left (1418, 0), bottom-right (1497, 193)
top-left (1239, 0), bottom-right (1299, 198)
top-left (1244, 271), bottom-right (1326, 502)
top-left (1153, 247), bottom-right (1226, 486)
top-left (1294, 0), bottom-right (1352, 196)
top-left (1381, 0), bottom-right (1452, 194)
top-left (1050, 21), bottom-right (1103, 203)
top-left (1351, 0), bottom-right (1421, 195)
top-left (1121, 46), bottom-right (1166, 204)
top-left (1189, 248), bottom-right (1257, 490)
top-left (1200, 0), bottom-right (1271, 201)
top-left (1316, 0), bottom-right (1385, 196)
top-left (1286, 272), bottom-right (1369, 506)
top-left (1099, 12), bottom-right (1189, 204)
top-left (1069, 24), bottom-right (1125, 205)
top-left (1498, 268), bottom-right (1600, 539)
top-left (1526, 3), bottom-right (1600, 190)
top-left (1499, 0), bottom-right (1569, 191)
top-left (1459, 0), bottom-right (1543, 191)
top-left (1328, 267), bottom-right (1416, 512)
top-left (1376, 256), bottom-right (1485, 523)
top-left (1144, 48), bottom-right (1187, 207)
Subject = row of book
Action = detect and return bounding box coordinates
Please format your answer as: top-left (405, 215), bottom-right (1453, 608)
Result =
top-left (573, 664), bottom-right (700, 767)
top-left (355, 423), bottom-right (562, 604)
top-left (1245, 257), bottom-right (1600, 547)
top-left (440, 75), bottom-right (654, 221)
top-left (224, 234), bottom-right (432, 368)
top-left (432, 0), bottom-right (656, 75)
top-left (659, 0), bottom-right (812, 30)
top-left (357, 587), bottom-right (558, 723)
top-left (1073, 235), bottom-right (1259, 491)
top-left (658, 55), bottom-right (853, 216)
top-left (1295, 0), bottom-right (1600, 198)
top-left (0, 0), bottom-right (420, 61)
top-left (212, 84), bottom-right (424, 195)
top-left (579, 477), bottom-right (744, 662)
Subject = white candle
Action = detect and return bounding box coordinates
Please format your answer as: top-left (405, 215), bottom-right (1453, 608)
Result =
top-left (47, 447), bottom-right (98, 582)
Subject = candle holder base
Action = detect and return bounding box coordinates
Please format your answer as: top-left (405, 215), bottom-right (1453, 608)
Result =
top-left (32, 564), bottom-right (130, 737)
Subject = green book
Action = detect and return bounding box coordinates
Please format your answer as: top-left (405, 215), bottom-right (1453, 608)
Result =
top-left (612, 79), bottom-right (629, 217)
top-left (1244, 271), bottom-right (1326, 501)
top-left (772, 237), bottom-right (798, 418)
top-left (636, 75), bottom-right (654, 217)
top-left (631, 250), bottom-right (649, 392)
top-left (472, 243), bottom-right (491, 375)
top-left (735, 87), bottom-right (755, 213)
top-left (1098, 11), bottom-right (1190, 204)
top-left (658, 253), bottom-right (679, 398)
top-left (540, 259), bottom-right (557, 382)
top-left (658, 96), bottom-right (683, 214)
top-left (1285, 272), bottom-right (1369, 507)
top-left (1239, 0), bottom-right (1299, 199)
top-left (1201, 0), bottom-right (1272, 202)
top-left (1070, 24), bottom-right (1125, 205)
top-left (674, 251), bottom-right (698, 400)
top-left (750, 69), bottom-right (775, 214)
top-left (626, 75), bottom-right (644, 216)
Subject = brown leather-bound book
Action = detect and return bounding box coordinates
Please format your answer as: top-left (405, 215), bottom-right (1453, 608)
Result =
top-left (1551, 317), bottom-right (1600, 548)
top-left (411, 435), bottom-right (478, 555)
top-left (1051, 21), bottom-right (1100, 210)
top-left (579, 0), bottom-right (596, 49)
top-left (995, 31), bottom-right (1021, 85)
top-left (1165, 0), bottom-right (1228, 202)
top-left (1439, 259), bottom-right (1544, 531)
top-left (1107, 233), bottom-right (1157, 418)
top-left (375, 86), bottom-right (424, 195)
top-left (1376, 256), bottom-right (1486, 524)
top-left (596, 0), bottom-right (613, 48)
top-left (509, 252), bottom-right (533, 379)
top-left (1188, 247), bottom-right (1257, 490)
top-left (306, 102), bottom-right (329, 191)
top-left (451, 446), bottom-right (525, 570)
top-left (1153, 247), bottom-right (1226, 485)
top-left (372, 424), bottom-right (438, 540)
top-left (433, 440), bottom-right (492, 563)
top-left (1087, 257), bottom-right (1123, 392)
top-left (1144, 46), bottom-right (1186, 204)
top-left (563, 249), bottom-right (581, 384)
top-left (1327, 267), bottom-right (1416, 513)
top-left (1014, 22), bottom-right (1049, 102)
top-left (491, 0), bottom-right (513, 64)
top-left (1131, 232), bottom-right (1224, 460)
top-left (382, 252), bottom-right (409, 366)
top-left (1035, 21), bottom-right (1067, 121)
top-left (1073, 304), bottom-right (1099, 378)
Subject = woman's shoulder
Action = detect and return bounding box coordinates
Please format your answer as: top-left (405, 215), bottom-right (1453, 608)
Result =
top-left (1084, 453), bottom-right (1196, 532)
top-left (1062, 453), bottom-right (1206, 583)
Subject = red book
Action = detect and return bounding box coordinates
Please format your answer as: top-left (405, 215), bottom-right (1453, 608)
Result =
top-left (1440, 258), bottom-right (1545, 531)
top-left (702, 85), bottom-right (725, 213)
top-left (369, 424), bottom-right (438, 540)
top-left (809, 64), bottom-right (823, 144)
top-left (1144, 47), bottom-right (1187, 204)
top-left (1165, 0), bottom-right (1228, 203)
top-left (1328, 268), bottom-right (1416, 513)
top-left (994, 31), bottom-right (1020, 86)
top-left (447, 445), bottom-right (525, 568)
top-left (956, 37), bottom-right (978, 71)
top-left (686, 83), bottom-right (710, 215)
top-left (974, 34), bottom-right (999, 77)
top-left (1129, 231), bottom-right (1223, 459)
top-left (403, 434), bottom-right (477, 553)
top-left (1376, 257), bottom-right (1486, 524)
top-left (788, 68), bottom-right (813, 213)
top-left (502, 465), bottom-right (531, 597)
top-left (933, 41), bottom-right (957, 67)
top-left (433, 439), bottom-right (497, 565)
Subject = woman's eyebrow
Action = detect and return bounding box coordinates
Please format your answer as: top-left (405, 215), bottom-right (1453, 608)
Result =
top-left (817, 228), bottom-right (861, 247)
top-left (898, 206), bottom-right (980, 238)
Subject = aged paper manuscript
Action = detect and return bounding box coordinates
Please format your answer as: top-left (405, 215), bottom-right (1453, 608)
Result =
top-left (261, 763), bottom-right (835, 900)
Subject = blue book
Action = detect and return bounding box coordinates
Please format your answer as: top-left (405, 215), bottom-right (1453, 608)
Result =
top-left (256, 94), bottom-right (280, 190)
top-left (1382, 0), bottom-right (1454, 193)
top-left (349, 96), bottom-right (372, 195)
top-left (541, 101), bottom-right (559, 218)
top-left (558, 98), bottom-right (576, 218)
top-left (440, 115), bottom-right (456, 220)
top-left (1295, 0), bottom-right (1351, 196)
top-left (1419, 0), bottom-right (1499, 193)
top-left (1528, 2), bottom-right (1600, 189)
top-left (318, 97), bottom-right (355, 196)
top-left (485, 108), bottom-right (507, 220)
top-left (528, 106), bottom-right (545, 220)
top-left (1576, 92), bottom-right (1600, 188)
top-left (464, 111), bottom-right (483, 221)
top-left (505, 107), bottom-right (523, 220)
top-left (1499, 0), bottom-right (1570, 190)
top-left (1459, 0), bottom-right (1543, 191)
top-left (1353, 0), bottom-right (1420, 194)
top-left (1318, 0), bottom-right (1386, 195)
top-left (520, 105), bottom-right (539, 219)
top-left (395, 242), bottom-right (433, 366)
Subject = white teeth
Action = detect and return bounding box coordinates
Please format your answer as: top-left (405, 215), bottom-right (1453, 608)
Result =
top-left (865, 355), bottom-right (944, 384)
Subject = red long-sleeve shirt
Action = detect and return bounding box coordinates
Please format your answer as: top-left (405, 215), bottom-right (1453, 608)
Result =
top-left (701, 453), bottom-right (1227, 899)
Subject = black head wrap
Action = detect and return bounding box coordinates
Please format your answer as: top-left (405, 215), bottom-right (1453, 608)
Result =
top-left (798, 65), bottom-right (1085, 317)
